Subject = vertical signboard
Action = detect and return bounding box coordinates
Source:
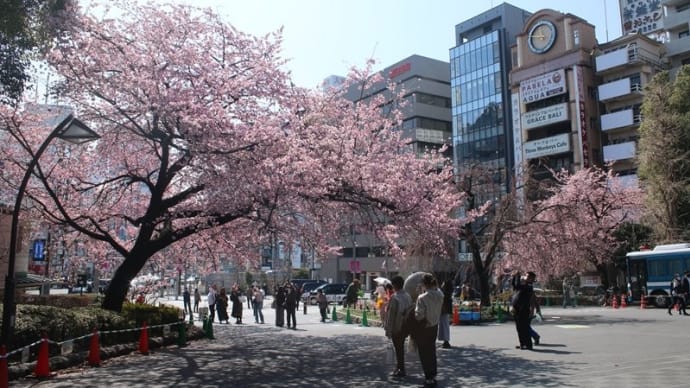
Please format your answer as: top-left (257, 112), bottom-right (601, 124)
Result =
top-left (511, 92), bottom-right (524, 208)
top-left (573, 65), bottom-right (589, 168)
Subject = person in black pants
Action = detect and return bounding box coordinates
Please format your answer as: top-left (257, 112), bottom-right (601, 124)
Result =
top-left (275, 286), bottom-right (286, 327)
top-left (668, 273), bottom-right (688, 315)
top-left (414, 274), bottom-right (444, 388)
top-left (285, 284), bottom-right (299, 329)
top-left (512, 271), bottom-right (536, 350)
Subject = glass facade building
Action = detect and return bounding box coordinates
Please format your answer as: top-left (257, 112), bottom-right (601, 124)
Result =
top-left (450, 31), bottom-right (506, 201)
top-left (450, 4), bottom-right (531, 208)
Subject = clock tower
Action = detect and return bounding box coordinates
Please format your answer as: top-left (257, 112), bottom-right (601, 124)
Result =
top-left (509, 9), bottom-right (601, 200)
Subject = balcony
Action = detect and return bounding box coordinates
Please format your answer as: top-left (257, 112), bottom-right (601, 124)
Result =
top-left (596, 46), bottom-right (665, 74)
top-left (598, 78), bottom-right (642, 102)
top-left (666, 35), bottom-right (690, 58)
top-left (596, 49), bottom-right (630, 73)
top-left (664, 8), bottom-right (690, 30)
top-left (601, 109), bottom-right (642, 131)
top-left (603, 141), bottom-right (636, 162)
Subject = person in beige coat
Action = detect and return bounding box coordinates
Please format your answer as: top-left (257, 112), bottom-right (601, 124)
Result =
top-left (384, 275), bottom-right (413, 379)
top-left (414, 274), bottom-right (444, 388)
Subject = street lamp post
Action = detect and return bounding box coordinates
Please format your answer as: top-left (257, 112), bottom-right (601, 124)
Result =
top-left (1, 110), bottom-right (99, 348)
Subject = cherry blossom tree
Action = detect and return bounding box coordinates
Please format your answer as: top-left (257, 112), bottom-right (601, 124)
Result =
top-left (502, 167), bottom-right (643, 284)
top-left (0, 2), bottom-right (466, 312)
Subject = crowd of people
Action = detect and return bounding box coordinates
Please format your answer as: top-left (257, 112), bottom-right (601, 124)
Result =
top-left (186, 272), bottom-right (548, 388)
top-left (203, 284), bottom-right (268, 325)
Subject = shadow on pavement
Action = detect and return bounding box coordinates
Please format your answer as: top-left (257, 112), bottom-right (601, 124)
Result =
top-left (15, 322), bottom-right (581, 388)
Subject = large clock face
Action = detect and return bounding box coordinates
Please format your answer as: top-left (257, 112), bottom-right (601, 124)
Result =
top-left (528, 20), bottom-right (557, 54)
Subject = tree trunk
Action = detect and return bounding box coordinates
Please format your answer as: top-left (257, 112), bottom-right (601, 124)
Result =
top-left (102, 252), bottom-right (150, 312)
top-left (477, 267), bottom-right (492, 306)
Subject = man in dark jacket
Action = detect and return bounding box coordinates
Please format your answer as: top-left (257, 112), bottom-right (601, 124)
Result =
top-left (344, 279), bottom-right (361, 308)
top-left (285, 284), bottom-right (299, 329)
top-left (512, 271), bottom-right (536, 350)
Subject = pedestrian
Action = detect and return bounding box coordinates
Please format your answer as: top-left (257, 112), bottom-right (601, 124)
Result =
top-left (207, 285), bottom-right (217, 323)
top-left (437, 279), bottom-right (453, 349)
top-left (193, 288), bottom-right (201, 313)
top-left (285, 284), bottom-right (298, 329)
top-left (529, 292), bottom-right (542, 345)
top-left (253, 286), bottom-right (265, 324)
top-left (344, 279), bottom-right (361, 308)
top-left (562, 277), bottom-right (572, 308)
top-left (668, 273), bottom-right (687, 316)
top-left (183, 287), bottom-right (192, 316)
top-left (512, 271), bottom-right (536, 350)
top-left (316, 289), bottom-right (329, 322)
top-left (231, 285), bottom-right (243, 324)
top-left (681, 270), bottom-right (690, 315)
top-left (413, 274), bottom-right (443, 388)
top-left (381, 282), bottom-right (394, 326)
top-left (217, 287), bottom-right (230, 324)
top-left (384, 275), bottom-right (413, 379)
top-left (275, 286), bottom-right (286, 327)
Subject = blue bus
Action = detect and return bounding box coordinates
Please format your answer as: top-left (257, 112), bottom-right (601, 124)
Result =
top-left (626, 243), bottom-right (690, 308)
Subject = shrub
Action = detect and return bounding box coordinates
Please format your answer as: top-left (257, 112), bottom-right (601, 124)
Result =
top-left (1, 301), bottom-right (182, 359)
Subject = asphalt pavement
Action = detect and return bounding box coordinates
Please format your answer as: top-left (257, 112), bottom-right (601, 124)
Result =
top-left (11, 297), bottom-right (690, 387)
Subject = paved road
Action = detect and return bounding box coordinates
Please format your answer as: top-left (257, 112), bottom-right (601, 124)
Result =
top-left (12, 300), bottom-right (690, 387)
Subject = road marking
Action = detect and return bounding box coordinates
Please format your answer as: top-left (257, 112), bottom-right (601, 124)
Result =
top-left (555, 324), bottom-right (590, 329)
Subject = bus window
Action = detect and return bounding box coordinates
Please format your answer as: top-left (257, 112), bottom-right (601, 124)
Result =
top-left (670, 259), bottom-right (684, 275)
top-left (649, 260), bottom-right (668, 278)
top-left (685, 258), bottom-right (690, 270)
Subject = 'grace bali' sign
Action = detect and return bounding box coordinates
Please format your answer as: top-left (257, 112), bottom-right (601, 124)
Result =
top-left (522, 102), bottom-right (569, 130)
top-left (520, 69), bottom-right (566, 104)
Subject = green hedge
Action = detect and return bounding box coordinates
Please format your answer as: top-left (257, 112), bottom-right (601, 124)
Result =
top-left (1, 301), bottom-right (183, 360)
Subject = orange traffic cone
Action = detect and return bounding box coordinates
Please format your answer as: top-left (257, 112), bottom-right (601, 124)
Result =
top-left (0, 345), bottom-right (8, 388)
top-left (139, 321), bottom-right (149, 355)
top-left (88, 329), bottom-right (101, 367)
top-left (452, 305), bottom-right (460, 326)
top-left (34, 336), bottom-right (51, 378)
top-left (640, 295), bottom-right (647, 309)
top-left (612, 295), bottom-right (619, 309)
top-left (620, 293), bottom-right (628, 308)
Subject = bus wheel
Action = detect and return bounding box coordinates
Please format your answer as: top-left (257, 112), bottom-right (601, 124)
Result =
top-left (652, 294), bottom-right (669, 308)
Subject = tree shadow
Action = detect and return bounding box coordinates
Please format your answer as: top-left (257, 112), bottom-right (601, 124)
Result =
top-left (17, 323), bottom-right (583, 388)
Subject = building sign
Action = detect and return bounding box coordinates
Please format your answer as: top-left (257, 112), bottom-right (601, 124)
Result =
top-left (524, 133), bottom-right (570, 160)
top-left (520, 69), bottom-right (566, 103)
top-left (389, 62), bottom-right (411, 79)
top-left (522, 103), bottom-right (569, 130)
top-left (620, 0), bottom-right (664, 35)
top-left (574, 65), bottom-right (589, 168)
top-left (512, 92), bottom-right (525, 210)
top-left (32, 239), bottom-right (46, 261)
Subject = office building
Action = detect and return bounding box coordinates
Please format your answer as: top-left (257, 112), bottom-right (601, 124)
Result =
top-left (450, 3), bottom-right (532, 203)
top-left (510, 9), bottom-right (602, 196)
top-left (321, 55), bottom-right (453, 286)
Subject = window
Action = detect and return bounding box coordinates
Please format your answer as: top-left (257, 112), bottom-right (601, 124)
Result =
top-left (679, 30), bottom-right (690, 39)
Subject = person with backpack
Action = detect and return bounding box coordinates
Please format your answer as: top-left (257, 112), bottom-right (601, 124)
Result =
top-left (668, 273), bottom-right (688, 316)
top-left (384, 275), bottom-right (413, 379)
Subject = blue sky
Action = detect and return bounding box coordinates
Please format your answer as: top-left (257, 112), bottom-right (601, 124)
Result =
top-left (186, 0), bottom-right (623, 88)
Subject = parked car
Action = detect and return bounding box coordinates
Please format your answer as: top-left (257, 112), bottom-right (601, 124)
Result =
top-left (300, 281), bottom-right (328, 301)
top-left (308, 283), bottom-right (348, 305)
